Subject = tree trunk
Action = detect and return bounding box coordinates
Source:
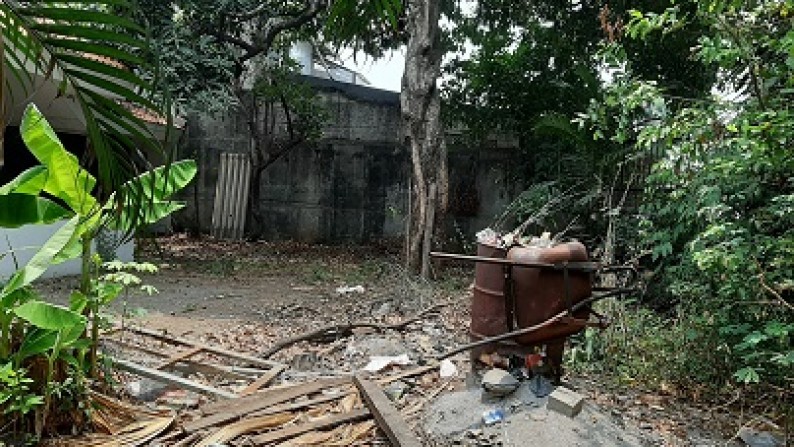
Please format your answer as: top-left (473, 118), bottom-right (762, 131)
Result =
top-left (401, 0), bottom-right (447, 277)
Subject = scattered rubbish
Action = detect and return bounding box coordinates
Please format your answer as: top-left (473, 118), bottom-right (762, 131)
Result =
top-left (363, 353), bottom-right (412, 372)
top-left (440, 359), bottom-right (458, 378)
top-left (738, 427), bottom-right (785, 447)
top-left (125, 378), bottom-right (170, 402)
top-left (475, 227), bottom-right (556, 249)
top-left (336, 284), bottom-right (365, 294)
top-left (106, 323), bottom-right (286, 400)
top-left (482, 408), bottom-right (505, 425)
top-left (481, 368), bottom-right (520, 396)
top-left (475, 228), bottom-right (500, 246)
top-left (478, 352), bottom-right (510, 369)
top-left (156, 389), bottom-right (201, 409)
top-left (547, 386), bottom-right (584, 418)
top-left (372, 301), bottom-right (392, 318)
top-left (383, 380), bottom-right (410, 401)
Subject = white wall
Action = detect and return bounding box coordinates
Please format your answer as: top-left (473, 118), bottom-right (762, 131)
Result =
top-left (0, 221), bottom-right (134, 279)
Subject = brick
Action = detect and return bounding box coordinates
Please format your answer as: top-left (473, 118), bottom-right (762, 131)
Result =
top-left (547, 386), bottom-right (584, 418)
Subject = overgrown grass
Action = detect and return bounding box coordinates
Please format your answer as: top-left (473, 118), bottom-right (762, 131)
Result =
top-left (566, 298), bottom-right (792, 415)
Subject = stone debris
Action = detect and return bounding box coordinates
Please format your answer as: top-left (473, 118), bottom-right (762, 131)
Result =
top-left (738, 427), bottom-right (785, 447)
top-left (547, 386), bottom-right (585, 418)
top-left (481, 368), bottom-right (520, 396)
top-left (440, 359), bottom-right (458, 378)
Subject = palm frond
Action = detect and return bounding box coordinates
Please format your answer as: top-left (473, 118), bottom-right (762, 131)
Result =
top-left (1, 1), bottom-right (171, 226)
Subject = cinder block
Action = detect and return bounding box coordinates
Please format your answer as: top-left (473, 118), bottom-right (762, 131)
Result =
top-left (547, 386), bottom-right (584, 418)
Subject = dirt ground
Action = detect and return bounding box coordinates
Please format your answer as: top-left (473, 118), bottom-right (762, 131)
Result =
top-left (36, 235), bottom-right (756, 446)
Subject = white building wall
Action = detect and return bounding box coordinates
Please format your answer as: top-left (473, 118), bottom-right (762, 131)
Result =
top-left (0, 221), bottom-right (135, 279)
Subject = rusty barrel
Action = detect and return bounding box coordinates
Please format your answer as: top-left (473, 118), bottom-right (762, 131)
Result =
top-left (470, 242), bottom-right (508, 341)
top-left (508, 241), bottom-right (592, 344)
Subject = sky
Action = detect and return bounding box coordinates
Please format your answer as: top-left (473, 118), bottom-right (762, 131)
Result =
top-left (341, 49), bottom-right (406, 92)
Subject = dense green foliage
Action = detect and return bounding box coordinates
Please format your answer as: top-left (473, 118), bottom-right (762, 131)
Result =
top-left (576, 0), bottom-right (793, 395)
top-left (442, 1), bottom-right (713, 189)
top-left (0, 106), bottom-right (196, 437)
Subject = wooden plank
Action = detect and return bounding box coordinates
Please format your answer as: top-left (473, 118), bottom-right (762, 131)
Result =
top-left (103, 339), bottom-right (251, 380)
top-left (184, 377), bottom-right (349, 432)
top-left (250, 409), bottom-right (371, 445)
top-left (246, 390), bottom-right (354, 418)
top-left (103, 338), bottom-right (171, 358)
top-left (354, 375), bottom-right (423, 447)
top-left (156, 346), bottom-right (203, 370)
top-left (112, 358), bottom-right (237, 399)
top-left (199, 377), bottom-right (349, 415)
top-left (239, 363), bottom-right (286, 397)
top-left (377, 363), bottom-right (437, 386)
top-left (122, 325), bottom-right (283, 369)
top-left (195, 412), bottom-right (294, 447)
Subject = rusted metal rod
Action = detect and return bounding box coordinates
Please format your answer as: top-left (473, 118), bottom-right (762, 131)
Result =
top-left (436, 288), bottom-right (636, 360)
top-left (430, 251), bottom-right (599, 272)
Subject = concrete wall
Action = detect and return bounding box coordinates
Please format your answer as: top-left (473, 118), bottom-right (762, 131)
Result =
top-left (176, 77), bottom-right (523, 244)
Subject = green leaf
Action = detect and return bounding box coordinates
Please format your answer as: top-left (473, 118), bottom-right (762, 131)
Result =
top-left (0, 166), bottom-right (48, 195)
top-left (107, 160), bottom-right (197, 231)
top-left (1, 215), bottom-right (80, 295)
top-left (69, 291), bottom-right (88, 314)
top-left (60, 323), bottom-right (87, 347)
top-left (96, 282), bottom-right (124, 305)
top-left (0, 194), bottom-right (73, 228)
top-left (0, 288), bottom-right (38, 310)
top-left (772, 351), bottom-right (794, 367)
top-left (15, 329), bottom-right (58, 360)
top-left (733, 367), bottom-right (761, 384)
top-left (20, 104), bottom-right (98, 215)
top-left (14, 300), bottom-right (86, 331)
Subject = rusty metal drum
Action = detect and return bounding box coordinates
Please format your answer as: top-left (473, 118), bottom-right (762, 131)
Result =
top-left (507, 241), bottom-right (592, 345)
top-left (470, 242), bottom-right (508, 340)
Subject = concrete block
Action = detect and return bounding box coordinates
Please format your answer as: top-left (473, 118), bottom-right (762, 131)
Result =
top-left (547, 386), bottom-right (584, 418)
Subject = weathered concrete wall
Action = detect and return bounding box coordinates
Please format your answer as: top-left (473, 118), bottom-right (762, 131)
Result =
top-left (175, 77), bottom-right (522, 244)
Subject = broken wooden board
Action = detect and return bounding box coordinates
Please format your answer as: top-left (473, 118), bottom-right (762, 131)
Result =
top-left (155, 346), bottom-right (203, 370)
top-left (249, 408), bottom-right (371, 445)
top-left (246, 391), bottom-right (354, 419)
top-left (113, 358), bottom-right (237, 399)
top-left (121, 324), bottom-right (283, 370)
top-left (195, 412), bottom-right (294, 447)
top-left (354, 375), bottom-right (423, 447)
top-left (239, 363), bottom-right (286, 396)
top-left (377, 362), bottom-right (438, 385)
top-left (104, 338), bottom-right (252, 380)
top-left (184, 377), bottom-right (349, 432)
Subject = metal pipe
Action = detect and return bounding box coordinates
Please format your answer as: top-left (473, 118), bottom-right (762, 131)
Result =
top-left (430, 251), bottom-right (599, 272)
top-left (436, 288), bottom-right (637, 360)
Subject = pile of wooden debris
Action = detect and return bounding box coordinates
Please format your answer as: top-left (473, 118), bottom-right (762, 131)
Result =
top-left (41, 313), bottom-right (450, 446)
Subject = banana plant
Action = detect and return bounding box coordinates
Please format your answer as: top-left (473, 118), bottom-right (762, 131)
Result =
top-left (0, 104), bottom-right (196, 378)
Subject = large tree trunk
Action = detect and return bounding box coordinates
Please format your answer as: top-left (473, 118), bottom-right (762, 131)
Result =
top-left (401, 0), bottom-right (447, 277)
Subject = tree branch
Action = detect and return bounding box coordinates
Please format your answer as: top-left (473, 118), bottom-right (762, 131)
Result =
top-left (239, 0), bottom-right (327, 63)
top-left (259, 304), bottom-right (444, 359)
